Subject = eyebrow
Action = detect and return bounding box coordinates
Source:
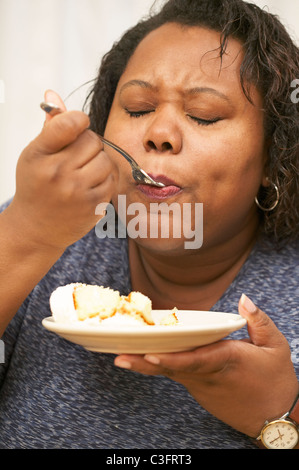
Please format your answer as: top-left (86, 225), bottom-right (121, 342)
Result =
top-left (120, 80), bottom-right (231, 103)
top-left (120, 80), bottom-right (157, 94)
top-left (186, 86), bottom-right (231, 103)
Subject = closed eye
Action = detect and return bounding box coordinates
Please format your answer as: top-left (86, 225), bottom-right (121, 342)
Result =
top-left (124, 108), bottom-right (221, 126)
top-left (125, 109), bottom-right (154, 118)
top-left (188, 115), bottom-right (221, 126)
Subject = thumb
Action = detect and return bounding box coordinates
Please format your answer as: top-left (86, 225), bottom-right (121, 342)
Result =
top-left (238, 294), bottom-right (285, 347)
top-left (36, 89), bottom-right (90, 154)
top-left (43, 89), bottom-right (67, 124)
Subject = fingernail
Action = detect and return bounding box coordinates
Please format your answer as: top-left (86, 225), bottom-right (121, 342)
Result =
top-left (114, 358), bottom-right (132, 369)
top-left (241, 294), bottom-right (258, 314)
top-left (45, 89), bottom-right (58, 103)
top-left (144, 355), bottom-right (160, 365)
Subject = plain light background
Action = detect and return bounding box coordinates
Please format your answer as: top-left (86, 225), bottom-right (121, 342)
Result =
top-left (0, 0), bottom-right (298, 204)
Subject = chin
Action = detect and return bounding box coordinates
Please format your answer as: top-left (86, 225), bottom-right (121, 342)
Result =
top-left (129, 235), bottom-right (198, 256)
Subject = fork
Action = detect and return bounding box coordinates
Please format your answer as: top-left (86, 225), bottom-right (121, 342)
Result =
top-left (40, 102), bottom-right (165, 188)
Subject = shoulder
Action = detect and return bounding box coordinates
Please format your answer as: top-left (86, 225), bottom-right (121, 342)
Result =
top-left (254, 236), bottom-right (299, 275)
top-left (244, 236), bottom-right (299, 313)
top-left (232, 235), bottom-right (299, 312)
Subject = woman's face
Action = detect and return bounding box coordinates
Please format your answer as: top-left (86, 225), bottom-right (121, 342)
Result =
top-left (104, 23), bottom-right (267, 253)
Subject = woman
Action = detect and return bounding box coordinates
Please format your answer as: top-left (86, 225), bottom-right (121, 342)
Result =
top-left (0, 0), bottom-right (298, 449)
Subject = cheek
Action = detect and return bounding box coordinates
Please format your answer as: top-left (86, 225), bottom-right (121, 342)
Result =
top-left (191, 133), bottom-right (266, 209)
top-left (203, 125), bottom-right (265, 176)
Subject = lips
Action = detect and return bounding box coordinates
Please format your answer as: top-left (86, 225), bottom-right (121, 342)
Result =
top-left (137, 174), bottom-right (182, 199)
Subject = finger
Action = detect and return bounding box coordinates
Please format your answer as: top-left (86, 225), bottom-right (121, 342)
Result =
top-left (144, 341), bottom-right (234, 374)
top-left (115, 341), bottom-right (234, 377)
top-left (238, 294), bottom-right (286, 348)
top-left (114, 354), bottom-right (160, 376)
top-left (52, 129), bottom-right (103, 172)
top-left (78, 151), bottom-right (116, 189)
top-left (34, 110), bottom-right (90, 155)
top-left (43, 89), bottom-right (67, 124)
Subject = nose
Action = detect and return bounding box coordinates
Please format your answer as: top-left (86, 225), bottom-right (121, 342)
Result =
top-left (143, 109), bottom-right (182, 155)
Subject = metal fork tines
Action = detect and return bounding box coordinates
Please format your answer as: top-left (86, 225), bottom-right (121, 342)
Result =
top-left (40, 102), bottom-right (165, 188)
top-left (98, 136), bottom-right (164, 187)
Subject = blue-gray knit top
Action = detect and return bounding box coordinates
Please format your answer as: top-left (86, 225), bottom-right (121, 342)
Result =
top-left (0, 222), bottom-right (298, 449)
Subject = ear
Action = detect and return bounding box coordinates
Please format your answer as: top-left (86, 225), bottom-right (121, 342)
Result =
top-left (261, 138), bottom-right (272, 187)
top-left (261, 175), bottom-right (270, 187)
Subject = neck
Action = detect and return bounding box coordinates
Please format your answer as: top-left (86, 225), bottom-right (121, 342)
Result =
top-left (129, 220), bottom-right (260, 311)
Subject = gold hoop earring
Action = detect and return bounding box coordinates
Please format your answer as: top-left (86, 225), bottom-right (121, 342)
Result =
top-left (255, 180), bottom-right (280, 212)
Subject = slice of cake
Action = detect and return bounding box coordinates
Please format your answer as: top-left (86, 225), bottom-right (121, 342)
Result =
top-left (73, 284), bottom-right (120, 321)
top-left (49, 283), bottom-right (179, 327)
top-left (50, 283), bottom-right (120, 324)
top-left (118, 291), bottom-right (154, 325)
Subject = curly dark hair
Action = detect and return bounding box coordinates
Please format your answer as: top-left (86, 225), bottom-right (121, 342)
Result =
top-left (88, 0), bottom-right (299, 243)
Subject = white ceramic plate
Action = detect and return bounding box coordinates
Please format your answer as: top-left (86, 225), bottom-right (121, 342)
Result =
top-left (42, 310), bottom-right (247, 354)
